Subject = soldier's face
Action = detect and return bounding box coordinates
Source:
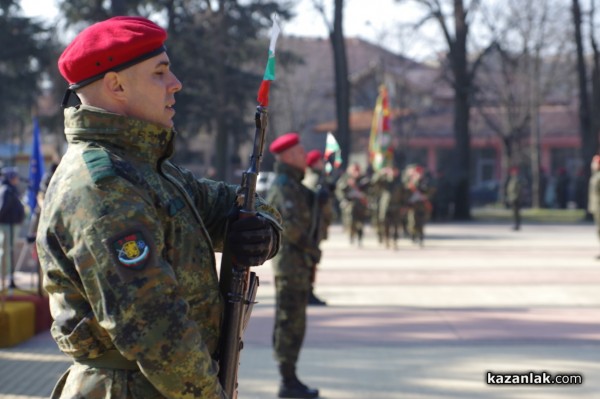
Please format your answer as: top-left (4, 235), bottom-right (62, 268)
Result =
top-left (118, 53), bottom-right (182, 128)
top-left (311, 159), bottom-right (324, 171)
top-left (284, 144), bottom-right (306, 171)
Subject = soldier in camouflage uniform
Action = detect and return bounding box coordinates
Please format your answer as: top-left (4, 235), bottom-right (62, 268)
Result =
top-left (405, 165), bottom-right (431, 247)
top-left (372, 166), bottom-right (407, 250)
top-left (335, 163), bottom-right (369, 246)
top-left (267, 133), bottom-right (320, 399)
top-left (36, 17), bottom-right (282, 399)
top-left (302, 150), bottom-right (332, 306)
top-left (505, 166), bottom-right (523, 231)
top-left (588, 155), bottom-right (600, 258)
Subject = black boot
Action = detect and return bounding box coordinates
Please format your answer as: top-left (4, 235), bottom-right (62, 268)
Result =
top-left (278, 363), bottom-right (319, 398)
top-left (308, 289), bottom-right (327, 306)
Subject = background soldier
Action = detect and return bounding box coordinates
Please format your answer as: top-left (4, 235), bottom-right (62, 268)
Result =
top-left (0, 167), bottom-right (26, 289)
top-left (405, 165), bottom-right (432, 247)
top-left (365, 165), bottom-right (385, 244)
top-left (372, 166), bottom-right (407, 250)
top-left (36, 17), bottom-right (281, 399)
top-left (267, 133), bottom-right (320, 399)
top-left (588, 155), bottom-right (600, 258)
top-left (505, 166), bottom-right (523, 231)
top-left (335, 163), bottom-right (369, 246)
top-left (302, 149), bottom-right (331, 306)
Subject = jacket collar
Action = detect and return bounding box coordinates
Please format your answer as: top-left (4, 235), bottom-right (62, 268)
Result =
top-left (64, 105), bottom-right (175, 165)
top-left (275, 162), bottom-right (305, 181)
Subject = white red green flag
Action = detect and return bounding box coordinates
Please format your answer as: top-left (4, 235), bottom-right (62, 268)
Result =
top-left (368, 85), bottom-right (393, 171)
top-left (324, 131), bottom-right (342, 173)
top-left (257, 14), bottom-right (281, 107)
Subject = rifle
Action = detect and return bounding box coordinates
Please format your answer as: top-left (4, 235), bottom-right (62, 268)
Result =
top-left (218, 14), bottom-right (280, 399)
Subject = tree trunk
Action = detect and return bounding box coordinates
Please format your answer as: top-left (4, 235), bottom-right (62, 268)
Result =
top-left (330, 0), bottom-right (351, 169)
top-left (451, 0), bottom-right (471, 220)
top-left (529, 55), bottom-right (542, 208)
top-left (573, 0), bottom-right (597, 215)
top-left (215, 0), bottom-right (229, 180)
top-left (573, 0), bottom-right (594, 168)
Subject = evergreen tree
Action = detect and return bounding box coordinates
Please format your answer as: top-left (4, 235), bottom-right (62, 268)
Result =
top-left (0, 1), bottom-right (56, 149)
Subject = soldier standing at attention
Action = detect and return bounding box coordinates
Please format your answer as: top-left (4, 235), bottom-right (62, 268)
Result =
top-left (405, 165), bottom-right (431, 246)
top-left (335, 163), bottom-right (369, 246)
top-left (267, 133), bottom-right (320, 399)
top-left (302, 149), bottom-right (332, 306)
top-left (588, 155), bottom-right (600, 258)
top-left (0, 167), bottom-right (26, 289)
top-left (505, 166), bottom-right (523, 231)
top-left (36, 16), bottom-right (282, 399)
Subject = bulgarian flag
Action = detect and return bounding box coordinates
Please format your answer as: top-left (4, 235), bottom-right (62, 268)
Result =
top-left (368, 84), bottom-right (394, 171)
top-left (324, 131), bottom-right (342, 174)
top-left (257, 14), bottom-right (281, 107)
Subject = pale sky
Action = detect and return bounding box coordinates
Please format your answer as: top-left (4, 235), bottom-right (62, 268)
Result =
top-left (19, 0), bottom-right (439, 60)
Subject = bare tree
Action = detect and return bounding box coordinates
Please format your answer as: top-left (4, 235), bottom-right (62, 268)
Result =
top-left (475, 0), bottom-right (570, 207)
top-left (312, 0), bottom-right (351, 168)
top-left (573, 0), bottom-right (600, 211)
top-left (397, 0), bottom-right (488, 219)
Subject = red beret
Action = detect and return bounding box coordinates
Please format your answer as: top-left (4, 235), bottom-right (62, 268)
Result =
top-left (58, 16), bottom-right (167, 88)
top-left (269, 133), bottom-right (300, 154)
top-left (306, 150), bottom-right (323, 167)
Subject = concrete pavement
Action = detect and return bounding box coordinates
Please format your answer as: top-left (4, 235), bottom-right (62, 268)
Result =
top-left (1, 220), bottom-right (599, 398)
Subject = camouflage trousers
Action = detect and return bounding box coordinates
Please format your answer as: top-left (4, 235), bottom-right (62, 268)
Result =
top-left (408, 205), bottom-right (427, 242)
top-left (272, 274), bottom-right (311, 365)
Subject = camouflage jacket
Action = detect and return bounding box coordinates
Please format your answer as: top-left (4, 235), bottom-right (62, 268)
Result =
top-left (36, 105), bottom-right (281, 399)
top-left (302, 167), bottom-right (333, 242)
top-left (371, 170), bottom-right (407, 217)
top-left (588, 171), bottom-right (600, 214)
top-left (267, 162), bottom-right (320, 277)
top-left (505, 175), bottom-right (523, 203)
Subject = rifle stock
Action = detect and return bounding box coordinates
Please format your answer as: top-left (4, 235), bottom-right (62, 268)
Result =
top-left (218, 105), bottom-right (268, 399)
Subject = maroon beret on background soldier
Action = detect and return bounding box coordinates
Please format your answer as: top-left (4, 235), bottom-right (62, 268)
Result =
top-left (269, 132), bottom-right (300, 154)
top-left (305, 150), bottom-right (323, 168)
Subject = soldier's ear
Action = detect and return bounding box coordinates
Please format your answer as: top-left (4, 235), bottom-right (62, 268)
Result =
top-left (104, 72), bottom-right (122, 90)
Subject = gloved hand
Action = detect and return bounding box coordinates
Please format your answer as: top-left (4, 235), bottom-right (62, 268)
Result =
top-left (228, 213), bottom-right (276, 267)
top-left (26, 235), bottom-right (36, 244)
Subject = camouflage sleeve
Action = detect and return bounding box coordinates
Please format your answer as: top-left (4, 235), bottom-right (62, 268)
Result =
top-left (592, 176), bottom-right (600, 213)
top-left (170, 166), bottom-right (281, 253)
top-left (267, 181), bottom-right (318, 257)
top-left (189, 176), bottom-right (238, 252)
top-left (335, 175), bottom-right (349, 202)
top-left (76, 177), bottom-right (225, 399)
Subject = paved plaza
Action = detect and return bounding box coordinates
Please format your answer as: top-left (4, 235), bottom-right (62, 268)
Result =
top-left (1, 220), bottom-right (599, 398)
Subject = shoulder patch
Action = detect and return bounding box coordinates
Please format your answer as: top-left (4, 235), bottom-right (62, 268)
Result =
top-left (109, 230), bottom-right (151, 270)
top-left (82, 149), bottom-right (116, 184)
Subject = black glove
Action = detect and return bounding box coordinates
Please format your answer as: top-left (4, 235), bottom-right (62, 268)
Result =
top-left (228, 214), bottom-right (276, 267)
top-left (26, 235), bottom-right (36, 244)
